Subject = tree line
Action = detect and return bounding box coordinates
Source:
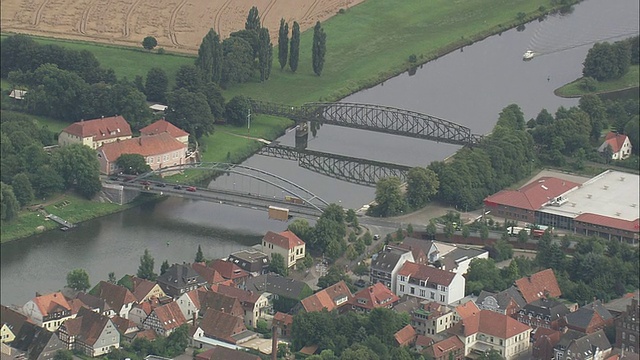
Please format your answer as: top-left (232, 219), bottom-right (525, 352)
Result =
top-left (582, 36), bottom-right (639, 82)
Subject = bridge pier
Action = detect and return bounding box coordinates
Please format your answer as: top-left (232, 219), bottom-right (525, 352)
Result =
top-left (101, 183), bottom-right (141, 205)
top-left (295, 122), bottom-right (309, 150)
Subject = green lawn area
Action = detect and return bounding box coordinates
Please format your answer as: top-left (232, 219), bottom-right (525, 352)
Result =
top-left (0, 109), bottom-right (70, 133)
top-left (555, 65), bottom-right (640, 97)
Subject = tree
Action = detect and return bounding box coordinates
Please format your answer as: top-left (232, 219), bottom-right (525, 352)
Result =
top-left (142, 36), bottom-right (158, 51)
top-left (269, 253), bottom-right (289, 276)
top-left (166, 88), bottom-right (215, 139)
top-left (195, 245), bottom-right (204, 262)
top-left (221, 36), bottom-right (255, 86)
top-left (312, 21), bottom-right (327, 76)
top-left (517, 229), bottom-right (529, 243)
top-left (53, 350), bottom-right (73, 360)
top-left (362, 231), bottom-right (373, 245)
top-left (289, 22), bottom-right (300, 72)
top-left (371, 177), bottom-right (406, 217)
top-left (346, 245), bottom-right (358, 260)
top-left (288, 218), bottom-right (312, 242)
top-left (478, 349), bottom-right (503, 360)
top-left (245, 6), bottom-right (260, 31)
top-left (108, 272), bottom-right (116, 284)
top-left (137, 249), bottom-right (157, 280)
top-left (426, 221), bottom-right (437, 240)
top-left (11, 173), bottom-right (34, 207)
top-left (406, 223), bottom-right (414, 236)
top-left (196, 29), bottom-right (223, 84)
top-left (258, 27), bottom-right (273, 81)
top-left (51, 144), bottom-right (101, 198)
top-left (278, 19), bottom-right (289, 70)
top-left (224, 95), bottom-right (251, 126)
top-left (480, 225), bottom-right (489, 241)
top-left (116, 154), bottom-right (151, 175)
top-left (66, 268), bottom-right (90, 291)
top-left (1, 182), bottom-right (20, 221)
top-left (174, 64), bottom-right (203, 93)
top-left (160, 260), bottom-right (170, 275)
top-left (145, 68), bottom-right (169, 103)
top-left (493, 238), bottom-right (513, 262)
top-left (395, 227), bottom-right (404, 242)
top-left (462, 225), bottom-right (470, 239)
top-left (317, 265), bottom-right (350, 289)
top-left (624, 117), bottom-right (639, 153)
top-left (202, 82), bottom-right (225, 119)
top-left (406, 167), bottom-right (439, 209)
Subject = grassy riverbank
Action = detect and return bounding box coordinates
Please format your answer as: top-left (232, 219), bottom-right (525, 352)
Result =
top-left (555, 65), bottom-right (640, 97)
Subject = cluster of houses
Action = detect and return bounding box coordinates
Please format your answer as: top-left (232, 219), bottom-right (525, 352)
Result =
top-left (56, 115), bottom-right (193, 176)
top-left (2, 229), bottom-right (639, 360)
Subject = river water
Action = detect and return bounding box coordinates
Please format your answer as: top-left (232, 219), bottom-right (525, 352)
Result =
top-left (1, 0), bottom-right (637, 306)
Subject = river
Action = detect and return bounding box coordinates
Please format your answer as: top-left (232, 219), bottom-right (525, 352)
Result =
top-left (1, 0), bottom-right (637, 306)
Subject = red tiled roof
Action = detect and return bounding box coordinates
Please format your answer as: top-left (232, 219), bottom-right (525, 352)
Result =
top-left (98, 132), bottom-right (186, 162)
top-left (198, 291), bottom-right (244, 318)
top-left (134, 328), bottom-right (157, 341)
top-left (60, 307), bottom-right (111, 346)
top-left (152, 301), bottom-right (186, 331)
top-left (62, 116), bottom-right (132, 140)
top-left (301, 280), bottom-right (353, 312)
top-left (575, 213), bottom-right (640, 233)
top-left (514, 269), bottom-right (562, 304)
top-left (484, 177), bottom-right (580, 211)
top-left (349, 283), bottom-right (400, 310)
top-left (192, 262), bottom-right (227, 285)
top-left (273, 312), bottom-right (293, 327)
top-left (455, 301), bottom-right (480, 320)
top-left (429, 336), bottom-right (464, 358)
top-left (199, 308), bottom-right (246, 344)
top-left (459, 310), bottom-right (531, 339)
top-left (110, 315), bottom-right (137, 335)
top-left (212, 284), bottom-right (260, 308)
top-left (262, 230), bottom-right (305, 250)
top-left (129, 276), bottom-right (160, 302)
top-left (394, 324), bottom-right (416, 346)
top-left (603, 132), bottom-right (629, 153)
top-left (67, 299), bottom-right (88, 315)
top-left (415, 334), bottom-right (435, 348)
top-left (185, 288), bottom-right (204, 310)
top-left (31, 292), bottom-right (71, 317)
top-left (140, 119), bottom-right (189, 139)
top-left (208, 259), bottom-right (249, 281)
top-left (397, 262), bottom-right (456, 286)
top-left (197, 346), bottom-right (261, 360)
top-left (93, 281), bottom-right (137, 313)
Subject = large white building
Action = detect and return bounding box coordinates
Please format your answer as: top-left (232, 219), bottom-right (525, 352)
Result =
top-left (261, 230), bottom-right (305, 269)
top-left (370, 245), bottom-right (414, 293)
top-left (396, 261), bottom-right (465, 305)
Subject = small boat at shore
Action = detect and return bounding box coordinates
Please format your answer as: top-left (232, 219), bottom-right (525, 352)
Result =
top-left (523, 50), bottom-right (535, 60)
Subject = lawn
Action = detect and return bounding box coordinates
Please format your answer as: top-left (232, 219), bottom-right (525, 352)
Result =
top-left (555, 65), bottom-right (640, 97)
top-left (0, 109), bottom-right (71, 133)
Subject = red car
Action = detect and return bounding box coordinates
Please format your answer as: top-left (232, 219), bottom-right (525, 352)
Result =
top-left (140, 180), bottom-right (151, 186)
top-left (186, 186), bottom-right (197, 192)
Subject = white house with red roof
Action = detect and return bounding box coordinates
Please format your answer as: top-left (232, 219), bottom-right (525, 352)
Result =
top-left (261, 230), bottom-right (305, 269)
top-left (22, 292), bottom-right (74, 332)
top-left (96, 132), bottom-right (187, 176)
top-left (58, 116), bottom-right (132, 149)
top-left (396, 262), bottom-right (465, 305)
top-left (598, 132), bottom-right (632, 160)
top-left (448, 309), bottom-right (532, 360)
top-left (299, 280), bottom-right (353, 313)
top-left (57, 307), bottom-right (119, 357)
top-left (139, 119), bottom-right (190, 147)
top-left (142, 301), bottom-right (187, 336)
top-left (347, 283), bottom-right (400, 313)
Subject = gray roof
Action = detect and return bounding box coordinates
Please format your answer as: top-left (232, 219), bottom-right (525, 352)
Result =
top-left (244, 274), bottom-right (309, 299)
top-left (11, 322), bottom-right (65, 360)
top-left (522, 298), bottom-right (570, 320)
top-left (476, 286), bottom-right (526, 310)
top-left (564, 302), bottom-right (613, 330)
top-left (371, 245), bottom-right (411, 272)
top-left (229, 248), bottom-right (269, 263)
top-left (565, 330), bottom-right (611, 359)
top-left (442, 247), bottom-right (487, 263)
top-left (392, 295), bottom-right (421, 314)
top-left (604, 291), bottom-right (639, 315)
top-left (582, 301), bottom-right (613, 321)
top-left (156, 263), bottom-right (206, 289)
top-left (555, 329), bottom-right (587, 350)
top-left (401, 238), bottom-right (433, 254)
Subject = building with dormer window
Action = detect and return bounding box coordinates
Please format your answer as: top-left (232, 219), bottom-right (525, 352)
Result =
top-left (59, 116), bottom-right (132, 149)
top-left (261, 230), bottom-right (305, 269)
top-left (22, 292), bottom-right (73, 332)
top-left (156, 263), bottom-right (207, 298)
top-left (396, 262), bottom-right (465, 305)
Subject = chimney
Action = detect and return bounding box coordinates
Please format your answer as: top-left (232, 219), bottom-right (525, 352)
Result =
top-left (271, 324), bottom-right (278, 360)
top-left (36, 292), bottom-right (41, 297)
top-left (192, 312), bottom-right (197, 325)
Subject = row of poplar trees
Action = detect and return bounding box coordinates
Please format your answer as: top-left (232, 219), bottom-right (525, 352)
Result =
top-left (278, 19), bottom-right (326, 76)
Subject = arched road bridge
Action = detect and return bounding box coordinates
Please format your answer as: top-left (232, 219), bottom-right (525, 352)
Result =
top-left (249, 100), bottom-right (484, 146)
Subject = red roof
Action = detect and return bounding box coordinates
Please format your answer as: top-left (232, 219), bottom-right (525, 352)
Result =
top-left (192, 262), bottom-right (227, 284)
top-left (62, 116), bottom-right (132, 140)
top-left (128, 276), bottom-right (160, 302)
top-left (428, 336), bottom-right (464, 358)
top-left (211, 284), bottom-right (260, 309)
top-left (514, 269), bottom-right (562, 304)
top-left (455, 301), bottom-right (480, 320)
top-left (140, 119), bottom-right (189, 139)
top-left (349, 283), bottom-right (400, 310)
top-left (209, 259), bottom-right (249, 281)
top-left (603, 132), bottom-right (629, 153)
top-left (575, 213), bottom-right (640, 233)
top-left (31, 292), bottom-right (71, 317)
top-left (394, 324), bottom-right (416, 346)
top-left (397, 262), bottom-right (456, 286)
top-left (151, 301), bottom-right (186, 331)
top-left (98, 132), bottom-right (186, 162)
top-left (458, 310), bottom-right (531, 339)
top-left (484, 177), bottom-right (580, 211)
top-left (301, 280), bottom-right (353, 312)
top-left (273, 312), bottom-right (293, 327)
top-left (263, 230), bottom-right (305, 250)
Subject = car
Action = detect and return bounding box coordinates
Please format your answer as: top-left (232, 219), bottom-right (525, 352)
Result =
top-left (108, 175), bottom-right (119, 181)
top-left (354, 279), bottom-right (367, 287)
top-left (140, 180), bottom-right (151, 186)
top-left (186, 186), bottom-right (197, 192)
top-left (173, 185), bottom-right (183, 190)
top-left (373, 234), bottom-right (380, 240)
top-left (154, 183), bottom-right (166, 188)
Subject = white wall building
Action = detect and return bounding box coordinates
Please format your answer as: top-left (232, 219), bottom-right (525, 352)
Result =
top-left (396, 262), bottom-right (465, 305)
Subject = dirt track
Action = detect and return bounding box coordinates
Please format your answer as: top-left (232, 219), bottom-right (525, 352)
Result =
top-left (1, 0), bottom-right (364, 52)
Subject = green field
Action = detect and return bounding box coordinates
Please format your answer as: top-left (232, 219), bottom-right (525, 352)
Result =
top-left (0, 109), bottom-right (71, 133)
top-left (555, 65), bottom-right (640, 97)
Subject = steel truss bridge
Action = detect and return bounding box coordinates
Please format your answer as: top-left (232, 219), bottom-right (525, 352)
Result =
top-left (249, 100), bottom-right (484, 146)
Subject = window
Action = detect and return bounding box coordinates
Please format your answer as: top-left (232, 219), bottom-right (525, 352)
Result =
top-left (400, 276), bottom-right (406, 282)
top-left (430, 292), bottom-right (435, 299)
top-left (440, 294), bottom-right (445, 302)
top-left (399, 285), bottom-right (405, 292)
top-left (420, 289), bottom-right (426, 297)
top-left (410, 287), bottom-right (415, 295)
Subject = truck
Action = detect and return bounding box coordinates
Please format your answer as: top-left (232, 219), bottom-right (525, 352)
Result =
top-left (508, 226), bottom-right (530, 237)
top-left (268, 206), bottom-right (290, 221)
top-left (284, 195), bottom-right (305, 205)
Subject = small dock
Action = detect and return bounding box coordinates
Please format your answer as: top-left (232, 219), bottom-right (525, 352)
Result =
top-left (46, 214), bottom-right (76, 229)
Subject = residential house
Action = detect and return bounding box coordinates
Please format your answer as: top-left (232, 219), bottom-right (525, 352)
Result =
top-left (261, 230), bottom-right (305, 269)
top-left (347, 283), bottom-right (400, 313)
top-left (227, 249), bottom-right (270, 276)
top-left (424, 335), bottom-right (465, 360)
top-left (156, 263), bottom-right (207, 298)
top-left (209, 260), bottom-right (250, 286)
top-left (139, 119), bottom-right (189, 147)
top-left (514, 269), bottom-right (562, 305)
top-left (142, 301), bottom-right (187, 336)
top-left (299, 280), bottom-right (353, 313)
top-left (604, 291), bottom-right (639, 319)
top-left (198, 291), bottom-right (244, 319)
top-left (517, 298), bottom-right (571, 330)
top-left (128, 299), bottom-right (158, 327)
top-left (554, 329), bottom-right (612, 360)
top-left (448, 309), bottom-right (532, 360)
top-left (396, 261), bottom-right (465, 305)
top-left (10, 322), bottom-right (65, 360)
top-left (22, 292), bottom-right (73, 332)
top-left (476, 287), bottom-right (527, 316)
top-left (58, 116), bottom-right (132, 149)
top-left (9, 89), bottom-right (27, 100)
top-left (453, 301), bottom-right (480, 323)
top-left (96, 132), bottom-right (187, 176)
top-left (392, 295), bottom-right (422, 315)
top-left (414, 334), bottom-right (436, 353)
top-left (57, 307), bottom-right (119, 357)
top-left (176, 289), bottom-right (203, 325)
top-left (272, 312), bottom-right (293, 338)
top-left (615, 297), bottom-right (639, 354)
top-left (411, 301), bottom-right (455, 336)
top-left (395, 242), bottom-right (428, 265)
top-left (562, 301), bottom-right (614, 334)
top-left (532, 327), bottom-right (563, 360)
top-left (599, 132), bottom-right (632, 160)
top-left (244, 274), bottom-right (312, 313)
top-left (109, 316), bottom-right (139, 344)
top-left (370, 245), bottom-right (414, 292)
top-left (119, 275), bottom-right (167, 303)
top-left (191, 262), bottom-right (226, 286)
top-left (194, 346), bottom-right (261, 360)
top-left (1, 305), bottom-right (29, 344)
top-left (211, 284), bottom-right (270, 328)
top-left (89, 281), bottom-right (137, 319)
top-left (435, 246), bottom-right (489, 275)
top-left (73, 293), bottom-right (114, 318)
top-left (394, 325), bottom-right (417, 347)
top-left (197, 309), bottom-right (247, 345)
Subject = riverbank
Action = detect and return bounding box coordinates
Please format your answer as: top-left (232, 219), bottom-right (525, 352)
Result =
top-left (554, 65), bottom-right (639, 97)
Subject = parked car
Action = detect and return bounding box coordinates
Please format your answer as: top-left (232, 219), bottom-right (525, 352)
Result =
top-left (186, 186), bottom-right (197, 192)
top-left (154, 183), bottom-right (166, 188)
top-left (140, 180), bottom-right (151, 186)
top-left (354, 279), bottom-right (367, 287)
top-left (173, 185), bottom-right (183, 190)
top-left (373, 234), bottom-right (380, 240)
